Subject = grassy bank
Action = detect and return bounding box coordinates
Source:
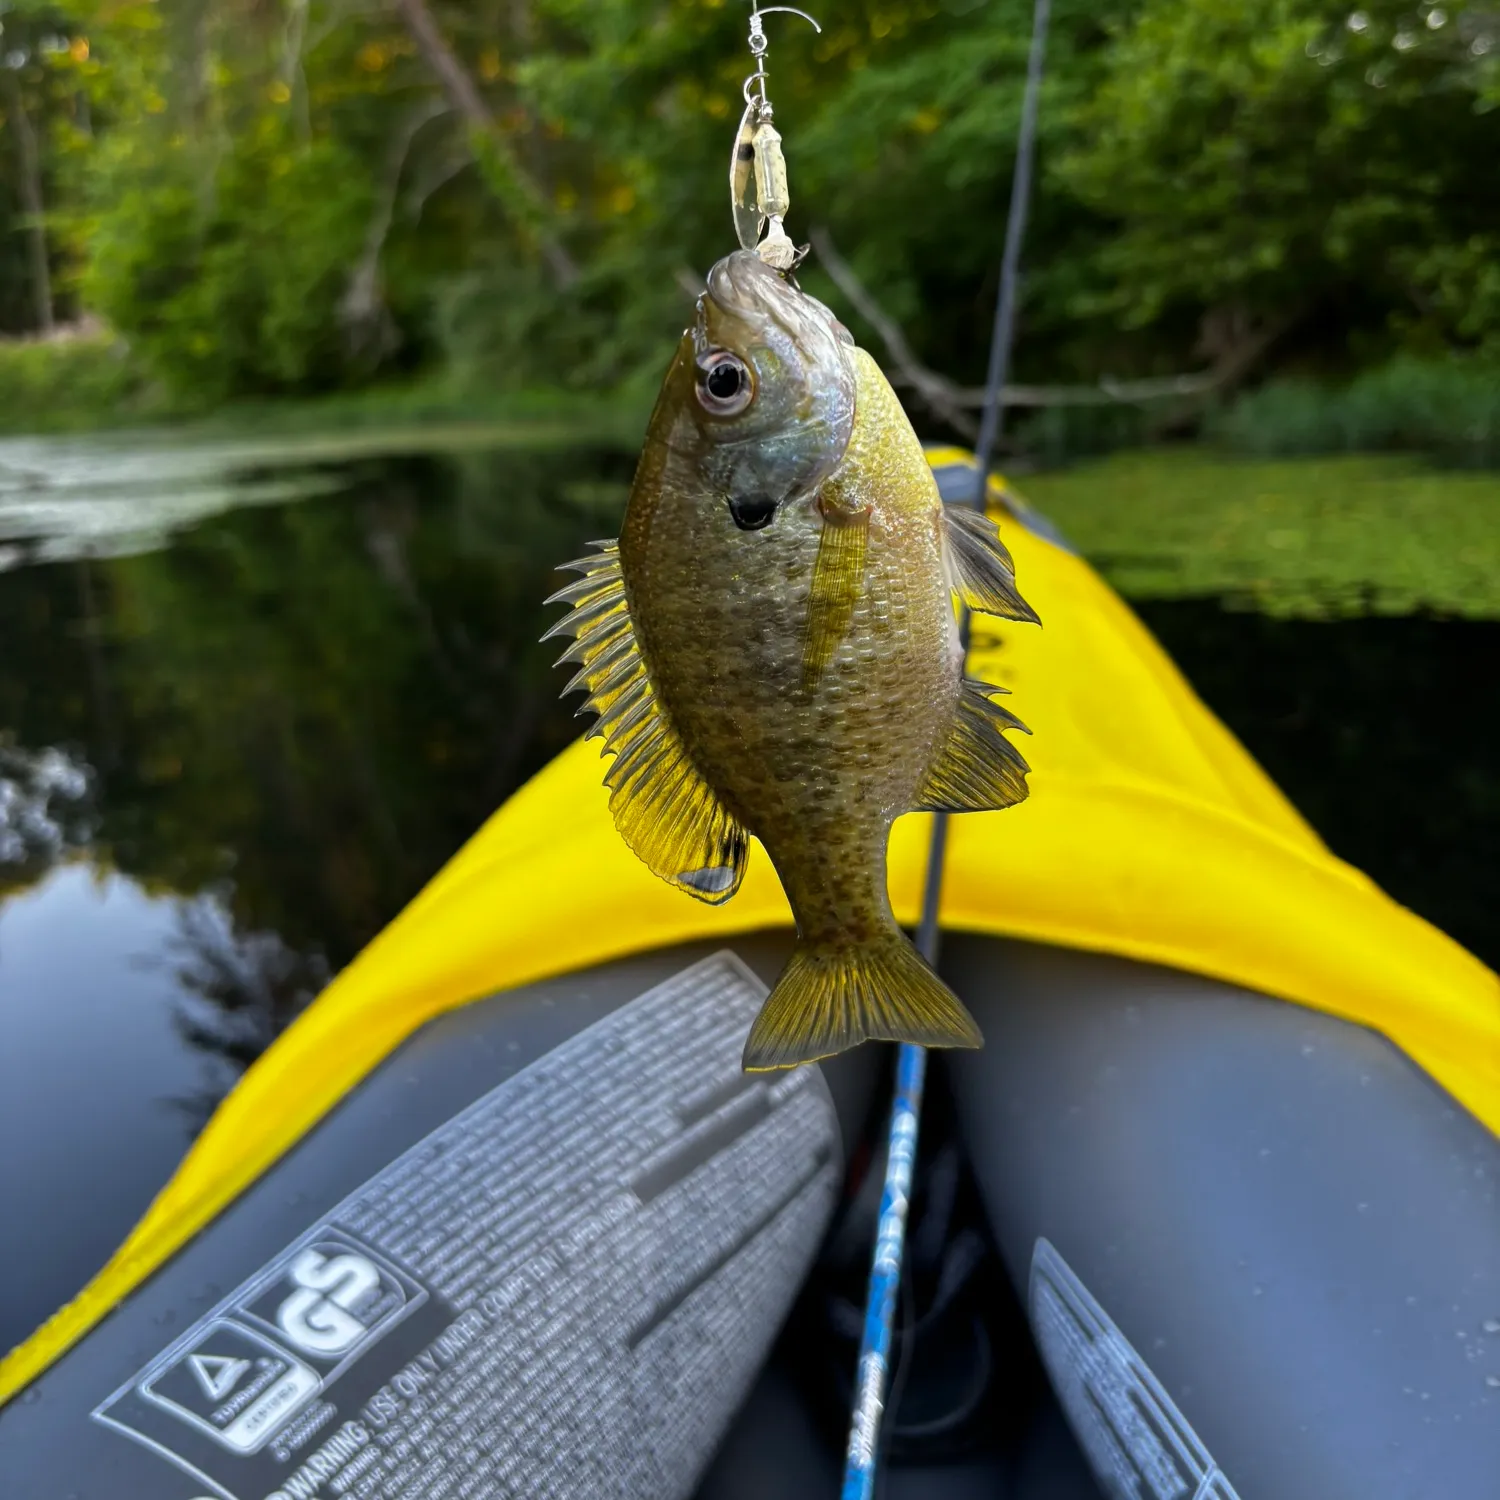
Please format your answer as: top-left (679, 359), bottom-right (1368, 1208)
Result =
top-left (0, 332), bottom-right (171, 434)
top-left (0, 333), bottom-right (654, 446)
top-left (1016, 449), bottom-right (1500, 618)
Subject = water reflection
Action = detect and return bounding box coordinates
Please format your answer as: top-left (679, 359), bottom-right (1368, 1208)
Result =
top-left (0, 435), bottom-right (634, 1336)
top-left (1136, 599), bottom-right (1500, 973)
top-left (0, 867), bottom-right (222, 1349)
top-left (0, 441), bottom-right (632, 969)
top-left (0, 741), bottom-right (91, 870)
top-left (152, 898), bottom-right (333, 1131)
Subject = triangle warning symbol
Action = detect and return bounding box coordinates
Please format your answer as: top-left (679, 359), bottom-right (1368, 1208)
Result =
top-left (189, 1352), bottom-right (251, 1402)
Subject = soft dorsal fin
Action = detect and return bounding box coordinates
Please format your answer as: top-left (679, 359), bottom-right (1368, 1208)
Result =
top-left (543, 543), bottom-right (748, 903)
top-left (943, 505), bottom-right (1040, 623)
top-left (915, 676), bottom-right (1032, 813)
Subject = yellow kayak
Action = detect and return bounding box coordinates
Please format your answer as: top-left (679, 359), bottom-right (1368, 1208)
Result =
top-left (3, 447), bottom-right (1496, 1500)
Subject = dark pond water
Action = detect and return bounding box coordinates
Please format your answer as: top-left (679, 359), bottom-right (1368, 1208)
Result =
top-left (0, 430), bottom-right (637, 1343)
top-left (1, 431), bottom-right (1496, 1350)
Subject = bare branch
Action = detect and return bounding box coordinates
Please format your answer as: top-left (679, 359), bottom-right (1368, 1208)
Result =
top-left (280, 0), bottom-right (311, 141)
top-left (393, 0), bottom-right (578, 288)
top-left (808, 227), bottom-right (975, 438)
top-left (809, 226), bottom-right (1290, 426)
top-left (341, 100), bottom-right (451, 364)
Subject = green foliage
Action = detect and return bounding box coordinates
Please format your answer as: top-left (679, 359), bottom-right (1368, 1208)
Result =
top-left (1216, 357), bottom-right (1500, 465)
top-left (5, 0), bottom-right (1500, 419)
top-left (1018, 448), bottom-right (1500, 617)
top-left (1055, 0), bottom-right (1500, 353)
top-left (0, 329), bottom-right (162, 431)
top-left (82, 123), bottom-right (374, 402)
top-left (486, 0), bottom-right (1126, 389)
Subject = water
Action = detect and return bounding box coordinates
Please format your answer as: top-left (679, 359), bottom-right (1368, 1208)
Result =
top-left (1, 430), bottom-right (1496, 1352)
top-left (1133, 600), bottom-right (1500, 976)
top-left (0, 427), bottom-right (636, 1346)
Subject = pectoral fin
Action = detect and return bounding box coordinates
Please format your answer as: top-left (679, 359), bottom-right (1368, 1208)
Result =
top-left (801, 509), bottom-right (869, 691)
top-left (915, 676), bottom-right (1031, 812)
top-left (544, 543), bottom-right (748, 903)
top-left (943, 505), bottom-right (1039, 623)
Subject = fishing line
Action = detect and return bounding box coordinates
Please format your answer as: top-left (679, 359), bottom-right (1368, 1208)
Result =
top-left (837, 1), bottom-right (1052, 1495)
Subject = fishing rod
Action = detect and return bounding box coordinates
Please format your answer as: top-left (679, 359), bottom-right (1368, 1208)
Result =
top-left (838, 2), bottom-right (1053, 1495)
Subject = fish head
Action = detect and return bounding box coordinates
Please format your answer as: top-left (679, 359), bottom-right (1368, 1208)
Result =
top-left (684, 250), bottom-right (857, 532)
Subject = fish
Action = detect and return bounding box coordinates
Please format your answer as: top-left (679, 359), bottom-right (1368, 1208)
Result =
top-left (544, 249), bottom-right (1038, 1071)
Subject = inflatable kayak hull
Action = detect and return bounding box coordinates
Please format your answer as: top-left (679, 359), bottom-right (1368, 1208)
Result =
top-left (3, 933), bottom-right (1498, 1499)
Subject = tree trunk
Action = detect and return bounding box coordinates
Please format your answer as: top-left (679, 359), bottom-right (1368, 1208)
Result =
top-left (281, 0), bottom-right (312, 143)
top-left (5, 69), bottom-right (55, 335)
top-left (392, 0), bottom-right (578, 288)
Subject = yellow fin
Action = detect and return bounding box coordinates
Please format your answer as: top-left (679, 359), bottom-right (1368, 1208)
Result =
top-left (801, 509), bottom-right (869, 691)
top-left (916, 676), bottom-right (1032, 813)
top-left (944, 505), bottom-right (1039, 623)
top-left (546, 543), bottom-right (748, 904)
top-left (743, 930), bottom-right (983, 1071)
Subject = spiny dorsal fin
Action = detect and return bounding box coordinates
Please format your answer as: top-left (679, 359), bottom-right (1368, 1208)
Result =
top-left (544, 543), bottom-right (748, 904)
top-left (801, 510), bottom-right (870, 691)
top-left (915, 676), bottom-right (1032, 813)
top-left (943, 505), bottom-right (1039, 623)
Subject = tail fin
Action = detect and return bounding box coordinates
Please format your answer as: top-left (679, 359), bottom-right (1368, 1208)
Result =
top-left (742, 931), bottom-right (983, 1072)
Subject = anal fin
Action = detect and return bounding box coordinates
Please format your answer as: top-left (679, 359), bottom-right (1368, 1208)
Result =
top-left (916, 676), bottom-right (1031, 812)
top-left (545, 542), bottom-right (749, 904)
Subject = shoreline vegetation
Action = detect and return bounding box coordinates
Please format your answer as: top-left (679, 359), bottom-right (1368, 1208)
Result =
top-left (3, 2), bottom-right (1498, 461)
top-left (1018, 450), bottom-right (1500, 619)
top-left (0, 325), bottom-right (657, 443)
top-left (4, 324), bottom-right (1498, 469)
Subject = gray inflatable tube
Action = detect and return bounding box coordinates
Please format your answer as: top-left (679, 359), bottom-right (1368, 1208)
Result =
top-left (2, 932), bottom-right (1497, 1499)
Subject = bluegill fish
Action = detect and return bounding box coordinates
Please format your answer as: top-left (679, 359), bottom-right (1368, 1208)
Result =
top-left (546, 251), bottom-right (1037, 1070)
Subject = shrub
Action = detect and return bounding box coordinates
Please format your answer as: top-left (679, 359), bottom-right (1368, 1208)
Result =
top-left (83, 121), bottom-right (374, 405)
top-left (0, 330), bottom-right (164, 434)
top-left (1216, 358), bottom-right (1500, 467)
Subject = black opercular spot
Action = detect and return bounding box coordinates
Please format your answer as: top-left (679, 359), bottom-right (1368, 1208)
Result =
top-left (706, 362), bottom-right (742, 401)
top-left (729, 494), bottom-right (778, 531)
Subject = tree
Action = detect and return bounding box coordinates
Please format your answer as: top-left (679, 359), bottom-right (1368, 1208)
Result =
top-left (6, 0), bottom-right (1498, 401)
top-left (1054, 0), bottom-right (1500, 362)
top-left (0, 3), bottom-right (90, 333)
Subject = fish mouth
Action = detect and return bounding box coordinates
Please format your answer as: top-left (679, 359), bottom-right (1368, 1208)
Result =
top-left (728, 493), bottom-right (778, 530)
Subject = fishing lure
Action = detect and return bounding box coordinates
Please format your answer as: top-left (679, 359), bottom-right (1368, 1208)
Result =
top-left (729, 3), bottom-right (820, 270)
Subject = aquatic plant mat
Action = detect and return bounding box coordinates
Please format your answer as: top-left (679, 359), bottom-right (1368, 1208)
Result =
top-left (1021, 449), bottom-right (1500, 619)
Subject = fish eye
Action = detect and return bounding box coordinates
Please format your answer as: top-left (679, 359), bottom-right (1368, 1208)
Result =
top-left (695, 351), bottom-right (754, 416)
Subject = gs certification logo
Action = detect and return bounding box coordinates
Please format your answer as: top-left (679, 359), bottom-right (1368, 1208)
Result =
top-left (95, 1225), bottom-right (442, 1488)
top-left (237, 1232), bottom-right (421, 1373)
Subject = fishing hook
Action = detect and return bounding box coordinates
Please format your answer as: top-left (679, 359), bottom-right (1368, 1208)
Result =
top-left (731, 1), bottom-right (821, 267)
top-left (741, 2), bottom-right (822, 114)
